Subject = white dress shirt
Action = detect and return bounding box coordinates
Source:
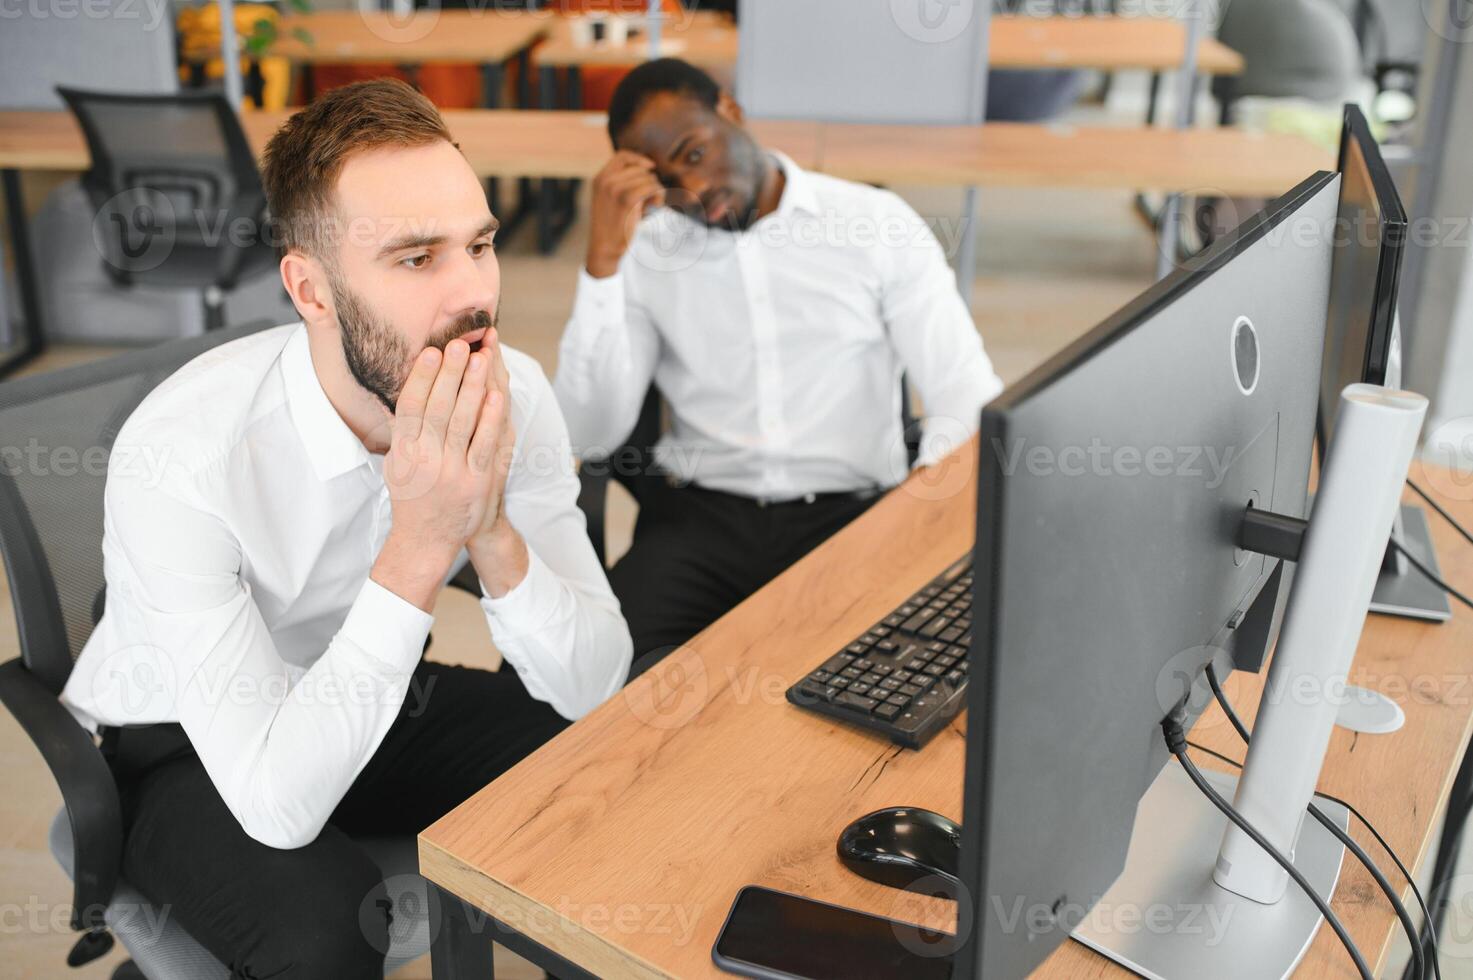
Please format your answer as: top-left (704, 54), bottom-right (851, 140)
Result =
top-left (61, 323), bottom-right (632, 848)
top-left (553, 152), bottom-right (1003, 500)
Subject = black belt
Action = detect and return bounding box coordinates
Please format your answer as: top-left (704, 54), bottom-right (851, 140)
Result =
top-left (681, 479), bottom-right (885, 508)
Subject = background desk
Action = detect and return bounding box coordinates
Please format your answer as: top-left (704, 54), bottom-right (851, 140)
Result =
top-left (534, 14), bottom-right (1244, 76)
top-left (418, 444), bottom-right (1473, 979)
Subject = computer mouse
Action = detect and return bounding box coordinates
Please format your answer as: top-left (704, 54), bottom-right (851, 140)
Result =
top-left (837, 807), bottom-right (962, 891)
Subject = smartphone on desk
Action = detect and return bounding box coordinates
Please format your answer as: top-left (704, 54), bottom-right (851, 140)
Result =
top-left (711, 885), bottom-right (956, 980)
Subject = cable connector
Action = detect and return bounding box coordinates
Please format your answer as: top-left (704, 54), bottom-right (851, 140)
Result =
top-left (1161, 707), bottom-right (1189, 756)
top-left (1239, 506), bottom-right (1309, 562)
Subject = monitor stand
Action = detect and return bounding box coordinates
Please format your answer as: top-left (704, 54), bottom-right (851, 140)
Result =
top-left (1071, 761), bottom-right (1348, 980)
top-left (1370, 503), bottom-right (1452, 621)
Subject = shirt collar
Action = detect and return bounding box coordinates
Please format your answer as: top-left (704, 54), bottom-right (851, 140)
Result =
top-left (281, 324), bottom-right (371, 482)
top-left (769, 150), bottom-right (820, 220)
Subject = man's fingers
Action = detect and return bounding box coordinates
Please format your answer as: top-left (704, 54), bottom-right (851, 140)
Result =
top-left (424, 340), bottom-right (470, 441)
top-left (445, 350), bottom-right (488, 454)
top-left (394, 347), bottom-right (441, 442)
top-left (484, 329), bottom-right (511, 397)
top-left (468, 388), bottom-right (506, 475)
top-left (609, 150), bottom-right (657, 171)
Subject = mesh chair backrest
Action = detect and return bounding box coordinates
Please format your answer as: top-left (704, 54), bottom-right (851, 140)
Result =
top-left (0, 321), bottom-right (278, 694)
top-left (58, 88), bottom-right (266, 273)
top-left (0, 0), bottom-right (175, 111)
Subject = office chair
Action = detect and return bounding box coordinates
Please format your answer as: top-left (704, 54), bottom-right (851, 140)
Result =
top-left (57, 87), bottom-right (280, 333)
top-left (0, 322), bottom-right (436, 979)
top-left (577, 382), bottom-right (923, 567)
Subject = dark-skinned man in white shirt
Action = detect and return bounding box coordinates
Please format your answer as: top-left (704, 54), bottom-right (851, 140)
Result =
top-left (554, 59), bottom-right (1004, 665)
top-left (60, 80), bottom-right (632, 977)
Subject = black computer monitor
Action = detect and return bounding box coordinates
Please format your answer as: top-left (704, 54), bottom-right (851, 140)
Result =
top-left (1318, 104), bottom-right (1408, 452)
top-left (952, 171), bottom-right (1341, 979)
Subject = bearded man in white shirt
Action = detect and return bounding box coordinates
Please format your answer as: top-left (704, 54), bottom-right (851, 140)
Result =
top-left (59, 79), bottom-right (632, 976)
top-left (554, 59), bottom-right (1004, 663)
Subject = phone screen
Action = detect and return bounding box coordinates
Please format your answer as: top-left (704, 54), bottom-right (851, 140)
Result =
top-left (712, 886), bottom-right (956, 980)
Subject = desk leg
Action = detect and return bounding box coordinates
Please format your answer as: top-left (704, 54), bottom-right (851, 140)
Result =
top-left (1, 169), bottom-right (45, 379)
top-left (429, 883), bottom-right (496, 980)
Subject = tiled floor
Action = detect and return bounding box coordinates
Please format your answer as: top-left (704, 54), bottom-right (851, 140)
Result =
top-left (3, 107), bottom-right (1466, 978)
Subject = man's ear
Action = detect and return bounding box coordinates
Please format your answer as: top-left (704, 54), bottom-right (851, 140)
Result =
top-left (715, 91), bottom-right (745, 126)
top-left (279, 250), bottom-right (334, 330)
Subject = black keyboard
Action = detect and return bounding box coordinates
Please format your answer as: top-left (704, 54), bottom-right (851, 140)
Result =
top-left (787, 556), bottom-right (973, 749)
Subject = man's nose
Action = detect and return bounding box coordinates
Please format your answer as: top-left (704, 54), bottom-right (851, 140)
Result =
top-left (442, 249), bottom-right (497, 319)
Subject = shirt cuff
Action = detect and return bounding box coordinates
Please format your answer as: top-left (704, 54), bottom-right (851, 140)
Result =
top-left (573, 267), bottom-right (626, 327)
top-left (339, 578), bottom-right (435, 675)
top-left (479, 548), bottom-right (563, 640)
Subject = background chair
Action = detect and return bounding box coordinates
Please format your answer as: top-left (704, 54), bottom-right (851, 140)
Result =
top-left (577, 382), bottom-right (923, 568)
top-left (57, 88), bottom-right (283, 335)
top-left (0, 323), bottom-right (434, 979)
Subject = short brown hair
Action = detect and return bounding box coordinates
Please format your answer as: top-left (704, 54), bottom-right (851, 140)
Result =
top-left (262, 78), bottom-right (455, 256)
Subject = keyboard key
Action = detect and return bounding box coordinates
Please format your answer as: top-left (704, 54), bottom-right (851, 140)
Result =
top-left (927, 641), bottom-right (948, 654)
top-left (793, 682), bottom-right (827, 704)
top-left (830, 676), bottom-right (851, 690)
top-left (812, 670), bottom-right (832, 683)
top-left (858, 673), bottom-right (882, 686)
top-left (946, 669), bottom-right (965, 686)
top-left (899, 607), bottom-right (938, 633)
top-left (854, 658), bottom-right (874, 671)
top-left (849, 682), bottom-right (873, 696)
top-left (947, 644), bottom-right (968, 659)
top-left (935, 655), bottom-right (957, 669)
top-left (837, 691), bottom-right (880, 713)
top-left (872, 626), bottom-right (893, 638)
top-left (894, 670), bottom-right (914, 683)
top-left (841, 667), bottom-right (863, 680)
top-left (872, 664), bottom-right (893, 677)
top-left (924, 663), bottom-right (946, 677)
top-left (900, 683), bottom-right (923, 697)
top-left (905, 658), bottom-right (928, 672)
top-left (875, 702), bottom-right (902, 721)
top-left (887, 693), bottom-right (910, 707)
top-left (939, 627), bottom-right (964, 643)
top-left (824, 654), bottom-right (855, 672)
top-left (960, 632), bottom-right (974, 646)
top-left (880, 677), bottom-right (903, 691)
top-left (955, 618), bottom-right (972, 632)
top-left (884, 614), bottom-right (907, 628)
top-left (876, 639), bottom-right (900, 653)
top-left (919, 617), bottom-right (951, 638)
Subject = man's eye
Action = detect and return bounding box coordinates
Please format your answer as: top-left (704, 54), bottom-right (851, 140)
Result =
top-left (469, 241), bottom-right (493, 258)
top-left (401, 254), bottom-right (431, 270)
top-left (686, 147), bottom-right (705, 165)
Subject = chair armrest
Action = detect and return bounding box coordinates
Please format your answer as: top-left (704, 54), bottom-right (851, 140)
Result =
top-left (577, 459), bottom-right (612, 569)
top-left (0, 659), bottom-right (121, 932)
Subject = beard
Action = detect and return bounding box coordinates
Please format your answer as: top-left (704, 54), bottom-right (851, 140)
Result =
top-left (328, 267), bottom-right (497, 415)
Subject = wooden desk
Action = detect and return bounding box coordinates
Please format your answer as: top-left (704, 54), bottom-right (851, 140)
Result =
top-left (534, 14), bottom-right (1242, 75)
top-left (265, 10), bottom-right (549, 67)
top-left (418, 444), bottom-right (1473, 979)
top-left (0, 110), bottom-right (1328, 195)
top-left (182, 10), bottom-right (553, 108)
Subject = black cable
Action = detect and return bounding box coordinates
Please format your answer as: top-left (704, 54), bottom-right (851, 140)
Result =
top-left (1203, 663), bottom-right (1434, 980)
top-left (1162, 709), bottom-right (1373, 980)
top-left (1389, 537), bottom-right (1473, 612)
top-left (1187, 737), bottom-right (1443, 980)
top-left (1407, 479), bottom-right (1473, 549)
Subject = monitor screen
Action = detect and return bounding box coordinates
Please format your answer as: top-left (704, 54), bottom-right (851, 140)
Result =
top-left (1319, 106), bottom-right (1407, 450)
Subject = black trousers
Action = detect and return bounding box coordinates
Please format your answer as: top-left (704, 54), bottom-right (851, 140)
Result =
top-left (110, 656), bottom-right (569, 979)
top-left (609, 481), bottom-right (879, 664)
